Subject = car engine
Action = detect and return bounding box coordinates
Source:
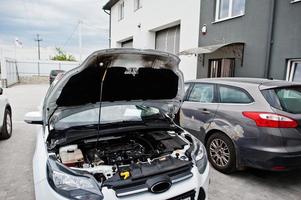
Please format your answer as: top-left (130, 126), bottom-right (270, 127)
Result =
top-left (55, 130), bottom-right (191, 183)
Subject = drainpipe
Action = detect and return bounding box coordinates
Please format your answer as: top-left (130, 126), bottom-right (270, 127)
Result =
top-left (103, 9), bottom-right (111, 48)
top-left (264, 0), bottom-right (276, 79)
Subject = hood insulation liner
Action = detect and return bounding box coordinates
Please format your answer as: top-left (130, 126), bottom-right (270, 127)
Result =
top-left (56, 65), bottom-right (179, 107)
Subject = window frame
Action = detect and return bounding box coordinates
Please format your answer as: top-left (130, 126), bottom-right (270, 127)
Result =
top-left (186, 83), bottom-right (218, 103)
top-left (217, 84), bottom-right (254, 104)
top-left (118, 1), bottom-right (125, 21)
top-left (121, 38), bottom-right (134, 48)
top-left (286, 59), bottom-right (301, 82)
top-left (291, 0), bottom-right (301, 3)
top-left (183, 82), bottom-right (194, 101)
top-left (215, 0), bottom-right (245, 22)
top-left (134, 0), bottom-right (142, 11)
top-left (208, 58), bottom-right (235, 78)
top-left (183, 83), bottom-right (191, 101)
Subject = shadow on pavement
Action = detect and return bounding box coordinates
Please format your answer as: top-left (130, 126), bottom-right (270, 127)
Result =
top-left (232, 167), bottom-right (301, 186)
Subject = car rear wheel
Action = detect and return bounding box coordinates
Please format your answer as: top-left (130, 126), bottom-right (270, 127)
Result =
top-left (0, 108), bottom-right (12, 140)
top-left (206, 132), bottom-right (236, 173)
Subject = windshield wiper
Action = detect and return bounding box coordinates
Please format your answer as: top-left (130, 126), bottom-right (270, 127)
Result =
top-left (100, 120), bottom-right (146, 127)
top-left (57, 120), bottom-right (146, 131)
top-left (51, 122), bottom-right (177, 148)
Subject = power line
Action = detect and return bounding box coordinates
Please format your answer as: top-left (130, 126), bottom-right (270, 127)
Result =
top-left (62, 23), bottom-right (80, 49)
top-left (83, 22), bottom-right (106, 30)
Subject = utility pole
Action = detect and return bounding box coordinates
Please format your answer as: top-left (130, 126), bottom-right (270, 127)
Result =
top-left (34, 34), bottom-right (43, 60)
top-left (78, 20), bottom-right (83, 63)
top-left (34, 34), bottom-right (42, 75)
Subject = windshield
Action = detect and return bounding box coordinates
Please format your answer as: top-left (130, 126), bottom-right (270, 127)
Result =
top-left (54, 104), bottom-right (164, 129)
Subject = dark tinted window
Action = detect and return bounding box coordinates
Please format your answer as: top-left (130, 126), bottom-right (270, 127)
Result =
top-left (263, 87), bottom-right (301, 114)
top-left (188, 84), bottom-right (214, 103)
top-left (219, 85), bottom-right (253, 104)
top-left (51, 70), bottom-right (64, 76)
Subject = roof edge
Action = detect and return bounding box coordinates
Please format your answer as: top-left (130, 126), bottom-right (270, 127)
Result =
top-left (178, 42), bottom-right (244, 56)
top-left (103, 0), bottom-right (120, 10)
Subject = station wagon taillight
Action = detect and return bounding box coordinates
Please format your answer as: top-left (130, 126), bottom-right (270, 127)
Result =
top-left (242, 112), bottom-right (298, 128)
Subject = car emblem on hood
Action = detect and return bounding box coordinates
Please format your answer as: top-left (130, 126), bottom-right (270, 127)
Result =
top-left (146, 176), bottom-right (172, 194)
top-left (124, 67), bottom-right (139, 76)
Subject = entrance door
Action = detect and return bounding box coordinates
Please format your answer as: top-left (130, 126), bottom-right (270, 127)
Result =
top-left (208, 58), bottom-right (235, 78)
top-left (155, 25), bottom-right (180, 54)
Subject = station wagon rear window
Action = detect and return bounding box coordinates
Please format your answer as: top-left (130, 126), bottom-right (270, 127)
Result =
top-left (262, 86), bottom-right (301, 114)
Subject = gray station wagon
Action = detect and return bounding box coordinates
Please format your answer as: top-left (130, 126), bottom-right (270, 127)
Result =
top-left (179, 78), bottom-right (301, 173)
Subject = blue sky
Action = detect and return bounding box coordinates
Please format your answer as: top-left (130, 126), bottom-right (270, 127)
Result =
top-left (0, 0), bottom-right (109, 57)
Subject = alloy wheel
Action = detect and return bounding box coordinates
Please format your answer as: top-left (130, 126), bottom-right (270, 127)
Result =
top-left (209, 138), bottom-right (230, 167)
top-left (6, 113), bottom-right (12, 135)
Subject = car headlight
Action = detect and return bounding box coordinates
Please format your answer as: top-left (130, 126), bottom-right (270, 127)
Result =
top-left (192, 138), bottom-right (208, 174)
top-left (47, 156), bottom-right (103, 200)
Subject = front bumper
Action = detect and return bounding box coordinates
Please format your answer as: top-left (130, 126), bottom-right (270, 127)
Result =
top-left (239, 146), bottom-right (301, 170)
top-left (34, 165), bottom-right (209, 200)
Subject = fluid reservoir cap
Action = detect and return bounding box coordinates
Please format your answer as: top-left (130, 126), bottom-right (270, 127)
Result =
top-left (120, 171), bottom-right (131, 180)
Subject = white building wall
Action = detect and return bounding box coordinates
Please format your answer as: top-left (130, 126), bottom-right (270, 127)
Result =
top-left (110, 0), bottom-right (201, 80)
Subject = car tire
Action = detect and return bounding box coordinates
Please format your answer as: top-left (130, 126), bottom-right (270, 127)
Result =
top-left (206, 132), bottom-right (236, 173)
top-left (0, 108), bottom-right (12, 140)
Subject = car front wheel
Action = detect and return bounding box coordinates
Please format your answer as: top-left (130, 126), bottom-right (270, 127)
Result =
top-left (0, 108), bottom-right (12, 140)
top-left (206, 132), bottom-right (236, 173)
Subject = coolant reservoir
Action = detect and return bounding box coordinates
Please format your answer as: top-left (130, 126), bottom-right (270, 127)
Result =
top-left (59, 145), bottom-right (84, 167)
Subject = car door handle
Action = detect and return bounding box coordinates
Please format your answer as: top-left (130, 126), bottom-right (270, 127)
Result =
top-left (198, 108), bottom-right (210, 114)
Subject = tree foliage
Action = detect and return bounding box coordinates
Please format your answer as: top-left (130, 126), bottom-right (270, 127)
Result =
top-left (51, 48), bottom-right (76, 61)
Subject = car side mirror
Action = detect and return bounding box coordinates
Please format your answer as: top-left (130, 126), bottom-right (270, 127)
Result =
top-left (24, 111), bottom-right (43, 125)
top-left (0, 88), bottom-right (3, 95)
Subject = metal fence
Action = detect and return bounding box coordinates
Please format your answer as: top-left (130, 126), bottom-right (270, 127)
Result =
top-left (16, 60), bottom-right (79, 76)
top-left (0, 58), bottom-right (19, 87)
top-left (0, 58), bottom-right (80, 87)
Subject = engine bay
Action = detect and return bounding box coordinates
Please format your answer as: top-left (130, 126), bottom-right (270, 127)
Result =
top-left (53, 130), bottom-right (192, 183)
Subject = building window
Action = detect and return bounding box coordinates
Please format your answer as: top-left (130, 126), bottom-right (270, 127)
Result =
top-left (121, 39), bottom-right (133, 48)
top-left (215, 0), bottom-right (245, 21)
top-left (118, 1), bottom-right (125, 20)
top-left (134, 0), bottom-right (142, 11)
top-left (155, 25), bottom-right (180, 54)
top-left (287, 59), bottom-right (301, 82)
top-left (208, 59), bottom-right (235, 78)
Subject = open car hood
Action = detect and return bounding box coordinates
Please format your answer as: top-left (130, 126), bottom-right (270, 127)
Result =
top-left (44, 48), bottom-right (184, 124)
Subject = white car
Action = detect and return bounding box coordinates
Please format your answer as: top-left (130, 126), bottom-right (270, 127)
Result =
top-left (25, 49), bottom-right (209, 200)
top-left (0, 87), bottom-right (12, 140)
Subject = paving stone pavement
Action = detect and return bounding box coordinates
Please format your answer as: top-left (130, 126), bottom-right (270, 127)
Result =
top-left (1, 84), bottom-right (301, 200)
